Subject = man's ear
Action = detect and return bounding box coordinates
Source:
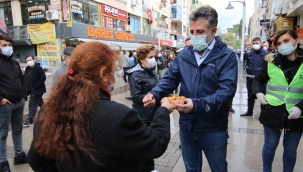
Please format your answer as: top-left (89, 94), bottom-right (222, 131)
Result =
top-left (99, 67), bottom-right (108, 84)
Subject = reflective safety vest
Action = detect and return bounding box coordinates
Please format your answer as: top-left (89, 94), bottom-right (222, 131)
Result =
top-left (265, 62), bottom-right (303, 115)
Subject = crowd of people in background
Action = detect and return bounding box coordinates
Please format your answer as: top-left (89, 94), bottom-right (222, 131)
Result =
top-left (1, 5), bottom-right (303, 172)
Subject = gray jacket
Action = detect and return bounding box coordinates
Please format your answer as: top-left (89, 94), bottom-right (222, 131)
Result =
top-left (122, 54), bottom-right (130, 68)
top-left (53, 62), bottom-right (68, 85)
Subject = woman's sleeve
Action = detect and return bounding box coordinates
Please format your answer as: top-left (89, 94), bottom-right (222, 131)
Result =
top-left (129, 73), bottom-right (146, 103)
top-left (117, 106), bottom-right (170, 159)
top-left (252, 62), bottom-right (269, 95)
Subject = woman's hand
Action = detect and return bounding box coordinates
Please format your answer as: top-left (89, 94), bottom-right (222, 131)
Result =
top-left (161, 98), bottom-right (175, 113)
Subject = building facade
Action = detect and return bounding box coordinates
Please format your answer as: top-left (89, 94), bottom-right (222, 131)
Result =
top-left (0, 0), bottom-right (194, 62)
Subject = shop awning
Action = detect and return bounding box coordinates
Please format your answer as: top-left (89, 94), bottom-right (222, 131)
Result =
top-left (76, 38), bottom-right (120, 50)
top-left (77, 38), bottom-right (159, 50)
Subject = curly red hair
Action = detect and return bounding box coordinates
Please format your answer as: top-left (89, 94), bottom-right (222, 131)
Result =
top-left (34, 42), bottom-right (117, 165)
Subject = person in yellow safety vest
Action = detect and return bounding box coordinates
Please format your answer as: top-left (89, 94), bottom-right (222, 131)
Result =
top-left (252, 29), bottom-right (303, 172)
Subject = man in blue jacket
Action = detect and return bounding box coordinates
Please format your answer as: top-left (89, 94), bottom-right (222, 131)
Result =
top-left (23, 55), bottom-right (46, 127)
top-left (240, 37), bottom-right (268, 116)
top-left (143, 6), bottom-right (237, 172)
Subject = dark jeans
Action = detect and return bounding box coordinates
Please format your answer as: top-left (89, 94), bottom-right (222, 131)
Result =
top-left (27, 94), bottom-right (43, 123)
top-left (262, 125), bottom-right (302, 172)
top-left (0, 100), bottom-right (25, 162)
top-left (180, 127), bottom-right (229, 172)
top-left (246, 78), bottom-right (255, 114)
top-left (123, 67), bottom-right (129, 82)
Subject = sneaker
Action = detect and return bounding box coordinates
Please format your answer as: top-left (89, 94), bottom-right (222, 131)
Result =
top-left (0, 161), bottom-right (11, 172)
top-left (125, 96), bottom-right (132, 100)
top-left (23, 121), bottom-right (32, 127)
top-left (14, 152), bottom-right (28, 165)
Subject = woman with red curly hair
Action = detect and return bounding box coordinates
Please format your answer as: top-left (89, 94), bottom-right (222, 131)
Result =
top-left (27, 42), bottom-right (174, 172)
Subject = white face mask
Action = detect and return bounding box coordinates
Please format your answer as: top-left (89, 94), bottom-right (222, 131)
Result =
top-left (1, 47), bottom-right (13, 57)
top-left (146, 58), bottom-right (157, 68)
top-left (263, 47), bottom-right (268, 50)
top-left (278, 41), bottom-right (297, 56)
top-left (27, 61), bottom-right (34, 67)
top-left (253, 44), bottom-right (261, 50)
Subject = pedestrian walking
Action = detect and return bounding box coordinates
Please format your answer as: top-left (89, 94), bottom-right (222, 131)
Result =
top-left (122, 50), bottom-right (130, 83)
top-left (0, 34), bottom-right (28, 172)
top-left (53, 46), bottom-right (75, 85)
top-left (27, 41), bottom-right (174, 172)
top-left (252, 29), bottom-right (303, 172)
top-left (157, 51), bottom-right (166, 80)
top-left (126, 44), bottom-right (160, 171)
top-left (143, 6), bottom-right (238, 171)
top-left (241, 37), bottom-right (268, 116)
top-left (125, 52), bottom-right (136, 100)
top-left (23, 55), bottom-right (46, 127)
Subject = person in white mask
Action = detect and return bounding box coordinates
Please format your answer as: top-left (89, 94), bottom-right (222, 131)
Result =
top-left (240, 37), bottom-right (269, 117)
top-left (126, 44), bottom-right (159, 172)
top-left (143, 6), bottom-right (238, 171)
top-left (23, 55), bottom-right (46, 127)
top-left (252, 29), bottom-right (303, 172)
top-left (0, 34), bottom-right (28, 171)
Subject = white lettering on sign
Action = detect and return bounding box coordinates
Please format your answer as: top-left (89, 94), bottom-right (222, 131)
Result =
top-left (104, 5), bottom-right (118, 17)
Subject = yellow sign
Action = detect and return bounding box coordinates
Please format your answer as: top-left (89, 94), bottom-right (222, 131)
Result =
top-left (67, 22), bottom-right (72, 27)
top-left (36, 39), bottom-right (60, 62)
top-left (27, 22), bottom-right (56, 44)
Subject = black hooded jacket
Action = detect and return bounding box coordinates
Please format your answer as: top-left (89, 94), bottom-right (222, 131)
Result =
top-left (0, 53), bottom-right (27, 102)
top-left (127, 64), bottom-right (160, 122)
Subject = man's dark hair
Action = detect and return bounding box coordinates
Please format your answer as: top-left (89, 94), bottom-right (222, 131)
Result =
top-left (25, 55), bottom-right (34, 60)
top-left (252, 37), bottom-right (261, 42)
top-left (189, 6), bottom-right (218, 30)
top-left (0, 34), bottom-right (13, 44)
top-left (185, 37), bottom-right (191, 42)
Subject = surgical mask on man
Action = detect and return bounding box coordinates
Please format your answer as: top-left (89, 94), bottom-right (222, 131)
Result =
top-left (106, 71), bottom-right (118, 92)
top-left (1, 47), bottom-right (13, 57)
top-left (253, 44), bottom-right (261, 50)
top-left (27, 61), bottom-right (35, 67)
top-left (278, 41), bottom-right (297, 56)
top-left (191, 30), bottom-right (212, 52)
top-left (146, 58), bottom-right (157, 68)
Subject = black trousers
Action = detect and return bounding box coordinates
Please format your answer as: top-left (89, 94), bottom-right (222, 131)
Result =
top-left (27, 94), bottom-right (44, 123)
top-left (123, 67), bottom-right (129, 82)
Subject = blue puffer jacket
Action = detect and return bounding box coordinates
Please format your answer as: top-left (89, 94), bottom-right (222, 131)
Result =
top-left (150, 37), bottom-right (238, 132)
top-left (246, 48), bottom-right (268, 75)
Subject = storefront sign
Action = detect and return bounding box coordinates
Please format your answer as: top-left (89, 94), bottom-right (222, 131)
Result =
top-left (101, 4), bottom-right (127, 21)
top-left (272, 17), bottom-right (294, 34)
top-left (157, 39), bottom-right (173, 46)
top-left (62, 0), bottom-right (69, 21)
top-left (28, 5), bottom-right (45, 20)
top-left (48, 4), bottom-right (61, 10)
top-left (71, 0), bottom-right (82, 14)
top-left (147, 8), bottom-right (153, 24)
top-left (87, 26), bottom-right (135, 42)
top-left (28, 22), bottom-right (56, 44)
top-left (260, 19), bottom-right (270, 26)
top-left (37, 39), bottom-right (60, 62)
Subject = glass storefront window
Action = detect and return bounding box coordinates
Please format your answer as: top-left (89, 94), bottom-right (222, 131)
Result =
top-left (0, 2), bottom-right (13, 26)
top-left (71, 0), bottom-right (97, 24)
top-left (143, 19), bottom-right (151, 36)
top-left (129, 14), bottom-right (140, 34)
top-left (88, 4), bottom-right (98, 25)
top-left (19, 0), bottom-right (50, 25)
